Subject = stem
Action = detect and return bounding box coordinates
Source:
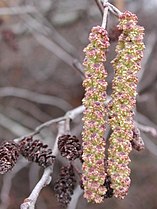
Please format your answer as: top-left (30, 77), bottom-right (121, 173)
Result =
top-left (101, 0), bottom-right (109, 29)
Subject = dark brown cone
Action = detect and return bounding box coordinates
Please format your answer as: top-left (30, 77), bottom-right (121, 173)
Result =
top-left (58, 135), bottom-right (82, 161)
top-left (54, 165), bottom-right (76, 206)
top-left (0, 141), bottom-right (20, 174)
top-left (131, 127), bottom-right (144, 151)
top-left (19, 137), bottom-right (55, 167)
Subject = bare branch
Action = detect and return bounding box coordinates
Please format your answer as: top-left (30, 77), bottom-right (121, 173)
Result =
top-left (0, 160), bottom-right (28, 209)
top-left (20, 14), bottom-right (84, 79)
top-left (20, 121), bottom-right (65, 209)
top-left (141, 133), bottom-right (157, 157)
top-left (107, 2), bottom-right (123, 17)
top-left (0, 87), bottom-right (72, 111)
top-left (0, 112), bottom-right (31, 136)
top-left (25, 11), bottom-right (76, 55)
top-left (101, 0), bottom-right (109, 29)
top-left (135, 122), bottom-right (157, 138)
top-left (95, 0), bottom-right (104, 16)
top-left (138, 31), bottom-right (157, 84)
top-left (135, 111), bottom-right (157, 132)
top-left (14, 105), bottom-right (85, 143)
top-left (0, 6), bottom-right (37, 15)
top-left (67, 185), bottom-right (83, 209)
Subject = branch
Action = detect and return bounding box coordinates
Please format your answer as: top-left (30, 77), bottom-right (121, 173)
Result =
top-left (107, 2), bottom-right (122, 17)
top-left (67, 185), bottom-right (83, 209)
top-left (0, 112), bottom-right (31, 136)
top-left (101, 0), bottom-right (109, 29)
top-left (20, 121), bottom-right (65, 209)
top-left (0, 160), bottom-right (28, 209)
top-left (14, 105), bottom-right (85, 143)
top-left (20, 14), bottom-right (84, 79)
top-left (0, 87), bottom-right (72, 111)
top-left (135, 122), bottom-right (157, 138)
top-left (95, 0), bottom-right (104, 16)
top-left (141, 133), bottom-right (157, 157)
top-left (0, 6), bottom-right (37, 15)
top-left (138, 31), bottom-right (157, 86)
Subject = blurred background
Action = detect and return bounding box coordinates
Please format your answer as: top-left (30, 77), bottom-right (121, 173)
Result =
top-left (0, 0), bottom-right (157, 209)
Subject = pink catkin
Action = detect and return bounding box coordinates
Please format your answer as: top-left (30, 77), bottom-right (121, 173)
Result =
top-left (82, 26), bottom-right (110, 203)
top-left (107, 11), bottom-right (145, 199)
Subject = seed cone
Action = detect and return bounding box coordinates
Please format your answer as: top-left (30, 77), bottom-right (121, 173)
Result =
top-left (54, 165), bottom-right (76, 206)
top-left (0, 141), bottom-right (20, 174)
top-left (19, 137), bottom-right (55, 167)
top-left (58, 134), bottom-right (82, 161)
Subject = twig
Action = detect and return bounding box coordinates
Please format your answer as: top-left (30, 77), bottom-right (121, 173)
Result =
top-left (14, 105), bottom-right (85, 143)
top-left (34, 116), bottom-right (67, 135)
top-left (21, 14), bottom-right (84, 79)
top-left (0, 112), bottom-right (31, 136)
top-left (34, 34), bottom-right (85, 79)
top-left (5, 107), bottom-right (40, 129)
top-left (14, 100), bottom-right (51, 122)
top-left (0, 87), bottom-right (72, 111)
top-left (0, 160), bottom-right (29, 209)
top-left (0, 6), bottom-right (37, 15)
top-left (25, 11), bottom-right (76, 55)
top-left (20, 121), bottom-right (65, 209)
top-left (135, 111), bottom-right (157, 132)
top-left (141, 133), bottom-right (157, 157)
top-left (107, 2), bottom-right (123, 17)
top-left (138, 31), bottom-right (157, 85)
top-left (101, 0), bottom-right (109, 29)
top-left (67, 185), bottom-right (83, 209)
top-left (135, 122), bottom-right (157, 137)
top-left (95, 0), bottom-right (104, 16)
top-left (35, 105), bottom-right (84, 134)
top-left (72, 59), bottom-right (85, 79)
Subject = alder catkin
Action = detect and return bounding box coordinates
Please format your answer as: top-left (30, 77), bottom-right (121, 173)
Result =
top-left (82, 25), bottom-right (110, 203)
top-left (107, 11), bottom-right (145, 199)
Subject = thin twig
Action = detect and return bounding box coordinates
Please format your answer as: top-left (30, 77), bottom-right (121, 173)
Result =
top-left (0, 87), bottom-right (72, 111)
top-left (138, 31), bottom-right (156, 85)
top-left (25, 10), bottom-right (76, 55)
top-left (20, 121), bottom-right (65, 209)
top-left (21, 14), bottom-right (84, 79)
top-left (0, 6), bottom-right (37, 15)
top-left (95, 0), bottom-right (104, 16)
top-left (0, 160), bottom-right (29, 209)
top-left (0, 112), bottom-right (31, 136)
top-left (141, 133), bottom-right (157, 157)
top-left (14, 105), bottom-right (85, 143)
top-left (72, 59), bottom-right (85, 79)
top-left (107, 2), bottom-right (123, 17)
top-left (101, 0), bottom-right (109, 29)
top-left (67, 185), bottom-right (83, 209)
top-left (135, 122), bottom-right (157, 137)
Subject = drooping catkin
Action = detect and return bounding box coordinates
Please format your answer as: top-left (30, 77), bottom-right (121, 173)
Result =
top-left (82, 25), bottom-right (110, 203)
top-left (107, 11), bottom-right (145, 199)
